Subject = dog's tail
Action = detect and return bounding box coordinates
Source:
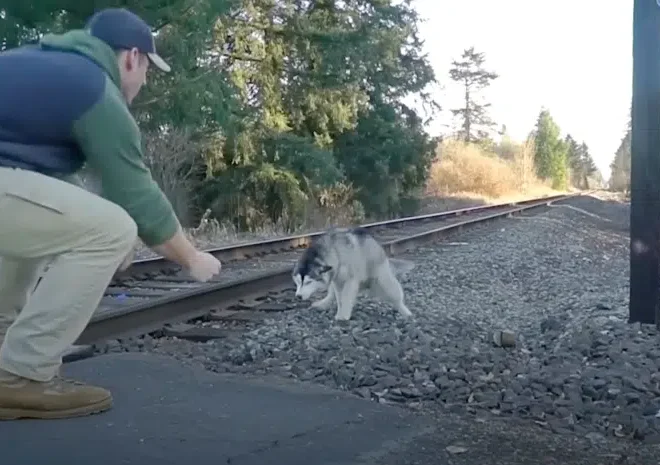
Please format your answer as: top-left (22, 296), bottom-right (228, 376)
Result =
top-left (388, 258), bottom-right (415, 275)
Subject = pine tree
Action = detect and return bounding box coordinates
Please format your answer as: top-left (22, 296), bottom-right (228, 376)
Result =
top-left (448, 47), bottom-right (499, 144)
top-left (564, 135), bottom-right (599, 188)
top-left (608, 105), bottom-right (632, 192)
top-left (576, 142), bottom-right (599, 188)
top-left (610, 128), bottom-right (631, 192)
top-left (533, 109), bottom-right (568, 189)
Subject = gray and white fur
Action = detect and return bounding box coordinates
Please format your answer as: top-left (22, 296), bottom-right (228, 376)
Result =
top-left (292, 227), bottom-right (414, 321)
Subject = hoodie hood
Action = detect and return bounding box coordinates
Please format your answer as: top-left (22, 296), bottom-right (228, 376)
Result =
top-left (39, 30), bottom-right (121, 88)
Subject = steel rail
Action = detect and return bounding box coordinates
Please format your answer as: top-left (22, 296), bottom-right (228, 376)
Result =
top-left (116, 193), bottom-right (572, 278)
top-left (77, 192), bottom-right (580, 345)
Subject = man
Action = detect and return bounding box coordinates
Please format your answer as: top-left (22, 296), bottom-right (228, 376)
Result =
top-left (0, 8), bottom-right (223, 420)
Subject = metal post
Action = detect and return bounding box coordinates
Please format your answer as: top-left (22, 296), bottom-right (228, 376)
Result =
top-left (629, 0), bottom-right (660, 325)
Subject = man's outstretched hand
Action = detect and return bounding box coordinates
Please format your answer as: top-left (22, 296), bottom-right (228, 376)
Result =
top-left (186, 251), bottom-right (222, 282)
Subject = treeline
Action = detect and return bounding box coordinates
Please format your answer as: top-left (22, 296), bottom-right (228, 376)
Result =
top-left (0, 2), bottom-right (600, 234)
top-left (609, 108), bottom-right (631, 193)
top-left (1, 0), bottom-right (440, 230)
top-left (444, 47), bottom-right (602, 191)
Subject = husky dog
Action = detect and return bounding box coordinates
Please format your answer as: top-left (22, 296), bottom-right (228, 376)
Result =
top-left (292, 227), bottom-right (415, 321)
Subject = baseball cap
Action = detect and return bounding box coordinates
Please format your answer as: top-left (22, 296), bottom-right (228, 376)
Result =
top-left (85, 8), bottom-right (171, 72)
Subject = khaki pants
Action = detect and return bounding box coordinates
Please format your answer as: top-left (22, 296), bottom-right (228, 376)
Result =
top-left (0, 167), bottom-right (137, 382)
top-left (0, 173), bottom-right (84, 341)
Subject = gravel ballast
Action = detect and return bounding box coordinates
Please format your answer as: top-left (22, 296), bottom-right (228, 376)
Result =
top-left (106, 193), bottom-right (660, 445)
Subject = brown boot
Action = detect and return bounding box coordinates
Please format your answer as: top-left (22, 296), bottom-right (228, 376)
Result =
top-left (0, 371), bottom-right (112, 420)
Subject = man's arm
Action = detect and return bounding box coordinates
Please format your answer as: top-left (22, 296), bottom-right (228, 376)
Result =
top-left (70, 78), bottom-right (199, 268)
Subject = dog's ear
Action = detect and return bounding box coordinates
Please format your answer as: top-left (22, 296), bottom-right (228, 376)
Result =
top-left (320, 265), bottom-right (333, 274)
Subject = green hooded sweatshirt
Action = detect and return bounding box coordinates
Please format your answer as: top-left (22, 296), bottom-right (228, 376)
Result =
top-left (38, 30), bottom-right (180, 247)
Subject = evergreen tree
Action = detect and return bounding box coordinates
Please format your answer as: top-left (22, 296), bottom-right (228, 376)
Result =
top-left (609, 107), bottom-right (632, 192)
top-left (564, 135), bottom-right (599, 189)
top-left (610, 128), bottom-right (631, 192)
top-left (533, 109), bottom-right (568, 189)
top-left (576, 142), bottom-right (599, 188)
top-left (448, 47), bottom-right (498, 144)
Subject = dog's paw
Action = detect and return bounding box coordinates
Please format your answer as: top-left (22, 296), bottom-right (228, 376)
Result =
top-left (397, 306), bottom-right (413, 319)
top-left (389, 258), bottom-right (415, 275)
top-left (334, 313), bottom-right (351, 322)
top-left (310, 300), bottom-right (330, 310)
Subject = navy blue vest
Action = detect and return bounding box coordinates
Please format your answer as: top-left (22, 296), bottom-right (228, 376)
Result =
top-left (0, 45), bottom-right (106, 175)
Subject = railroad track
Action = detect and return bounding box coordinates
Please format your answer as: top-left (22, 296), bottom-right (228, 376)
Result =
top-left (76, 192), bottom-right (581, 346)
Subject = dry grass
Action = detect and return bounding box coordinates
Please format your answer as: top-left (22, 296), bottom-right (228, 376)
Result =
top-left (423, 138), bottom-right (559, 210)
top-left (133, 212), bottom-right (310, 260)
top-left (142, 128), bottom-right (204, 227)
top-left (132, 204), bottom-right (363, 260)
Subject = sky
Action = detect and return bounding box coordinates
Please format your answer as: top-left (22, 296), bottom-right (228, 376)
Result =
top-left (410, 0), bottom-right (633, 180)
